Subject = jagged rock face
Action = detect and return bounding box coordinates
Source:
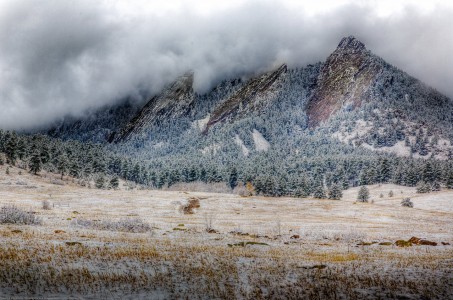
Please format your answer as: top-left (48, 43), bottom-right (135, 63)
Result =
top-left (204, 64), bottom-right (287, 132)
top-left (306, 36), bottom-right (382, 127)
top-left (111, 73), bottom-right (195, 142)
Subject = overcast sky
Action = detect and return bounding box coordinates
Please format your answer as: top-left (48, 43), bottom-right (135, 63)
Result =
top-left (1, 0), bottom-right (452, 130)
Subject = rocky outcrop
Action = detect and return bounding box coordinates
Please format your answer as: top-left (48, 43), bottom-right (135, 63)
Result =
top-left (204, 64), bottom-right (287, 132)
top-left (306, 36), bottom-right (382, 127)
top-left (110, 72), bottom-right (194, 142)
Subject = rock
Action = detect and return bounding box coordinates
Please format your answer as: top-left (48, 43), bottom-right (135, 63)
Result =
top-left (419, 240), bottom-right (437, 246)
top-left (290, 234), bottom-right (300, 239)
top-left (408, 236), bottom-right (437, 246)
top-left (378, 242), bottom-right (392, 246)
top-left (441, 242), bottom-right (450, 245)
top-left (395, 240), bottom-right (412, 247)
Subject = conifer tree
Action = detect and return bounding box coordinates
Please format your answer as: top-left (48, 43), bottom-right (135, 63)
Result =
top-left (95, 176), bottom-right (105, 189)
top-left (109, 176), bottom-right (119, 189)
top-left (313, 184), bottom-right (326, 199)
top-left (357, 186), bottom-right (370, 202)
top-left (328, 184), bottom-right (342, 200)
top-left (446, 170), bottom-right (453, 189)
top-left (57, 154), bottom-right (69, 179)
top-left (228, 167), bottom-right (238, 190)
top-left (4, 132), bottom-right (18, 165)
top-left (29, 150), bottom-right (42, 175)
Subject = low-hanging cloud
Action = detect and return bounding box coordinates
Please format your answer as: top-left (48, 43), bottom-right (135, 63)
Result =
top-left (1, 0), bottom-right (452, 130)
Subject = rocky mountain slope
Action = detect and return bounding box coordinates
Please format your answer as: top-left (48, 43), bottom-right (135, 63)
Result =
top-left (306, 36), bottom-right (382, 127)
top-left (110, 72), bottom-right (195, 143)
top-left (45, 36), bottom-right (453, 160)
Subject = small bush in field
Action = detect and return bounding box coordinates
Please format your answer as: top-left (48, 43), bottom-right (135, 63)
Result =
top-left (0, 205), bottom-right (42, 225)
top-left (181, 197), bottom-right (200, 214)
top-left (401, 198), bottom-right (414, 208)
top-left (42, 200), bottom-right (52, 210)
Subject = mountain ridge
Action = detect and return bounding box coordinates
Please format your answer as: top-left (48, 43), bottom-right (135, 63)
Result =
top-left (43, 36), bottom-right (453, 160)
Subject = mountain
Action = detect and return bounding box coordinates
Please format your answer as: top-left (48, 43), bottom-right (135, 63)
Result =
top-left (110, 72), bottom-right (195, 143)
top-left (34, 36), bottom-right (453, 196)
top-left (306, 36), bottom-right (381, 127)
top-left (47, 36), bottom-right (453, 159)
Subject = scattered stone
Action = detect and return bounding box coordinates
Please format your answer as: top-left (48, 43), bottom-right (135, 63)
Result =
top-left (65, 241), bottom-right (82, 246)
top-left (378, 242), bottom-right (392, 246)
top-left (228, 241), bottom-right (269, 247)
top-left (409, 236), bottom-right (437, 246)
top-left (395, 240), bottom-right (412, 247)
top-left (357, 242), bottom-right (377, 246)
top-left (290, 235), bottom-right (300, 239)
top-left (173, 227), bottom-right (187, 231)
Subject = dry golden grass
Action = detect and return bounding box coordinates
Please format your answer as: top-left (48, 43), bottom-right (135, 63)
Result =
top-left (0, 164), bottom-right (452, 298)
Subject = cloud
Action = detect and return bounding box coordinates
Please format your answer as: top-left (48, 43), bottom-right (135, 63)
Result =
top-left (0, 0), bottom-right (452, 130)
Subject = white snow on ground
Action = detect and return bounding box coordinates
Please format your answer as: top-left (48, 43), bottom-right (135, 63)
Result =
top-left (252, 129), bottom-right (270, 152)
top-left (191, 114), bottom-right (210, 131)
top-left (361, 141), bottom-right (412, 157)
top-left (333, 119), bottom-right (453, 159)
top-left (234, 134), bottom-right (250, 156)
top-left (343, 183), bottom-right (453, 213)
top-left (200, 143), bottom-right (221, 155)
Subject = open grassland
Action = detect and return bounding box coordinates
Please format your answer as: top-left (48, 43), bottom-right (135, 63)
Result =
top-left (0, 165), bottom-right (452, 299)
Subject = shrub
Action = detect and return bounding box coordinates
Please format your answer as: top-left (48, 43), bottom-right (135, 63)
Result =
top-left (181, 197), bottom-right (200, 214)
top-left (431, 181), bottom-right (441, 191)
top-left (0, 205), bottom-right (42, 225)
top-left (357, 186), bottom-right (370, 202)
top-left (95, 176), bottom-right (105, 189)
top-left (416, 181), bottom-right (430, 193)
top-left (388, 190), bottom-right (394, 197)
top-left (42, 200), bottom-right (52, 210)
top-left (401, 198), bottom-right (414, 208)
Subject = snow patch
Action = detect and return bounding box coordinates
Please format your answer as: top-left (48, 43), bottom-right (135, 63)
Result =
top-left (234, 135), bottom-right (249, 156)
top-left (361, 141), bottom-right (411, 157)
top-left (252, 129), bottom-right (270, 152)
top-left (191, 114), bottom-right (210, 131)
top-left (200, 143), bottom-right (221, 155)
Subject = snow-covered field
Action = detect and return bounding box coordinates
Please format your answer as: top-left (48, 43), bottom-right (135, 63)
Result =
top-left (0, 164), bottom-right (452, 299)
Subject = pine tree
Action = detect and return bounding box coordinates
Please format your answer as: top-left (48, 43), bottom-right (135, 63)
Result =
top-left (228, 167), bottom-right (238, 190)
top-left (17, 139), bottom-right (27, 160)
top-left (4, 132), bottom-right (18, 165)
top-left (95, 176), bottom-right (105, 189)
top-left (328, 184), bottom-right (342, 200)
top-left (69, 161), bottom-right (80, 178)
top-left (422, 161), bottom-right (435, 183)
top-left (29, 150), bottom-right (42, 175)
top-left (378, 158), bottom-right (391, 183)
top-left (57, 154), bottom-right (69, 179)
top-left (109, 177), bottom-right (119, 189)
top-left (313, 184), bottom-right (326, 199)
top-left (357, 186), bottom-right (370, 202)
top-left (446, 167), bottom-right (453, 189)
